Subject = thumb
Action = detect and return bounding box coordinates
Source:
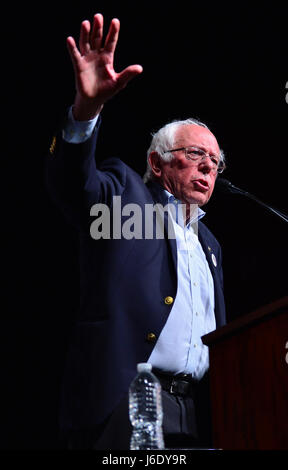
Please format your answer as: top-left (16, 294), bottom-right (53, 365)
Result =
top-left (116, 64), bottom-right (143, 90)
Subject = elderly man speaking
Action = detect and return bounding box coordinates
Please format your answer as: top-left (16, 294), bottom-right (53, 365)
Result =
top-left (47, 13), bottom-right (226, 450)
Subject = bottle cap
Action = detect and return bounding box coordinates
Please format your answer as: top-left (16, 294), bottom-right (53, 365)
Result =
top-left (137, 362), bottom-right (152, 373)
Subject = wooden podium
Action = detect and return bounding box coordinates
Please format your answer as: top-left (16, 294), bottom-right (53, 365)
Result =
top-left (202, 297), bottom-right (288, 450)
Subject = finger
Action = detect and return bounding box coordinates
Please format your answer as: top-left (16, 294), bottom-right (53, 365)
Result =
top-left (117, 64), bottom-right (143, 90)
top-left (79, 20), bottom-right (91, 55)
top-left (104, 18), bottom-right (120, 54)
top-left (66, 36), bottom-right (82, 66)
top-left (91, 13), bottom-right (104, 50)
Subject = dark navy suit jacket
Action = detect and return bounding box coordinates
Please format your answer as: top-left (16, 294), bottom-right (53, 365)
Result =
top-left (46, 117), bottom-right (226, 432)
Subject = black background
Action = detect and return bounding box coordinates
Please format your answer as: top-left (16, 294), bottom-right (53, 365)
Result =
top-left (2, 2), bottom-right (288, 449)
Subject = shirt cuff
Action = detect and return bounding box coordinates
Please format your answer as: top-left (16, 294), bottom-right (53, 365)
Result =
top-left (62, 106), bottom-right (99, 143)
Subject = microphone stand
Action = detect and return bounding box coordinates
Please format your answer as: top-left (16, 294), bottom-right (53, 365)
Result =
top-left (217, 178), bottom-right (288, 224)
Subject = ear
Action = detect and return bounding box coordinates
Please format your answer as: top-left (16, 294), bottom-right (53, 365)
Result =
top-left (148, 151), bottom-right (163, 179)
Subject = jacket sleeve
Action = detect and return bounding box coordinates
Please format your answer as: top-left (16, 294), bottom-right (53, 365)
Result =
top-left (46, 115), bottom-right (127, 230)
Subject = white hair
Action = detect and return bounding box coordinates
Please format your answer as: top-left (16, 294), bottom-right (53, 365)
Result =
top-left (143, 118), bottom-right (225, 183)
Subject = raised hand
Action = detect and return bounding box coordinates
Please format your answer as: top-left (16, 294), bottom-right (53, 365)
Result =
top-left (67, 13), bottom-right (143, 120)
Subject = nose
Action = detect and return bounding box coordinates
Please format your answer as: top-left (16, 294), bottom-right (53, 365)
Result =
top-left (198, 155), bottom-right (214, 174)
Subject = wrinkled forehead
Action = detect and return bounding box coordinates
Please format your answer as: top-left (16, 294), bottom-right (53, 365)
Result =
top-left (174, 124), bottom-right (220, 155)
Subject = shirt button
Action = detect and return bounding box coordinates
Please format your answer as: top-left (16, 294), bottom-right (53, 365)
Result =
top-left (164, 296), bottom-right (174, 305)
top-left (193, 282), bottom-right (197, 286)
top-left (194, 344), bottom-right (197, 348)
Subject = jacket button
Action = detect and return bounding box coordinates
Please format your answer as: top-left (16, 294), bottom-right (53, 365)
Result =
top-left (49, 136), bottom-right (56, 155)
top-left (164, 296), bottom-right (174, 305)
top-left (146, 332), bottom-right (157, 343)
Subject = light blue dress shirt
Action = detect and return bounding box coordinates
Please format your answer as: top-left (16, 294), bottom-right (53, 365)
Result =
top-left (63, 106), bottom-right (99, 143)
top-left (63, 109), bottom-right (216, 380)
top-left (147, 189), bottom-right (216, 380)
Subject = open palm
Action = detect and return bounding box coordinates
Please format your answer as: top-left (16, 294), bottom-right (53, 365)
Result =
top-left (67, 14), bottom-right (143, 119)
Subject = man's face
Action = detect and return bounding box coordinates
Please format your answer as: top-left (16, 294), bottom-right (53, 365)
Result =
top-left (152, 125), bottom-right (220, 206)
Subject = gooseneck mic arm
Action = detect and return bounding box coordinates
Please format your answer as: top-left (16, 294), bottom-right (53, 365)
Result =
top-left (216, 178), bottom-right (288, 224)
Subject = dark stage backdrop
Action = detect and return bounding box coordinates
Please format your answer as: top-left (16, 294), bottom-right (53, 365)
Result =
top-left (2, 2), bottom-right (287, 449)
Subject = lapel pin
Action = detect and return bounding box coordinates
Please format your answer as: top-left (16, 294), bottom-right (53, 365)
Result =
top-left (211, 253), bottom-right (217, 267)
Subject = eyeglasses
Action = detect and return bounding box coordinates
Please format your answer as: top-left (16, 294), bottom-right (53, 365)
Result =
top-left (163, 146), bottom-right (226, 174)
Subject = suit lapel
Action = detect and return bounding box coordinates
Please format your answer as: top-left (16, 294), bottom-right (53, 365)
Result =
top-left (198, 225), bottom-right (224, 327)
top-left (164, 210), bottom-right (177, 272)
top-left (146, 181), bottom-right (178, 273)
top-left (198, 226), bottom-right (217, 274)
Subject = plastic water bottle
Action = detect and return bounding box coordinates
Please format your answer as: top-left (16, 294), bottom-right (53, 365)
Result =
top-left (129, 362), bottom-right (164, 450)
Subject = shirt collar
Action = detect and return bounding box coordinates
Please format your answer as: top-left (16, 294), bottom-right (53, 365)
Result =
top-left (147, 181), bottom-right (206, 227)
top-left (164, 190), bottom-right (206, 227)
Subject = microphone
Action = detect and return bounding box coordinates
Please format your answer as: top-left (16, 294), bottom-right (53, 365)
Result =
top-left (216, 177), bottom-right (288, 223)
top-left (216, 177), bottom-right (249, 195)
